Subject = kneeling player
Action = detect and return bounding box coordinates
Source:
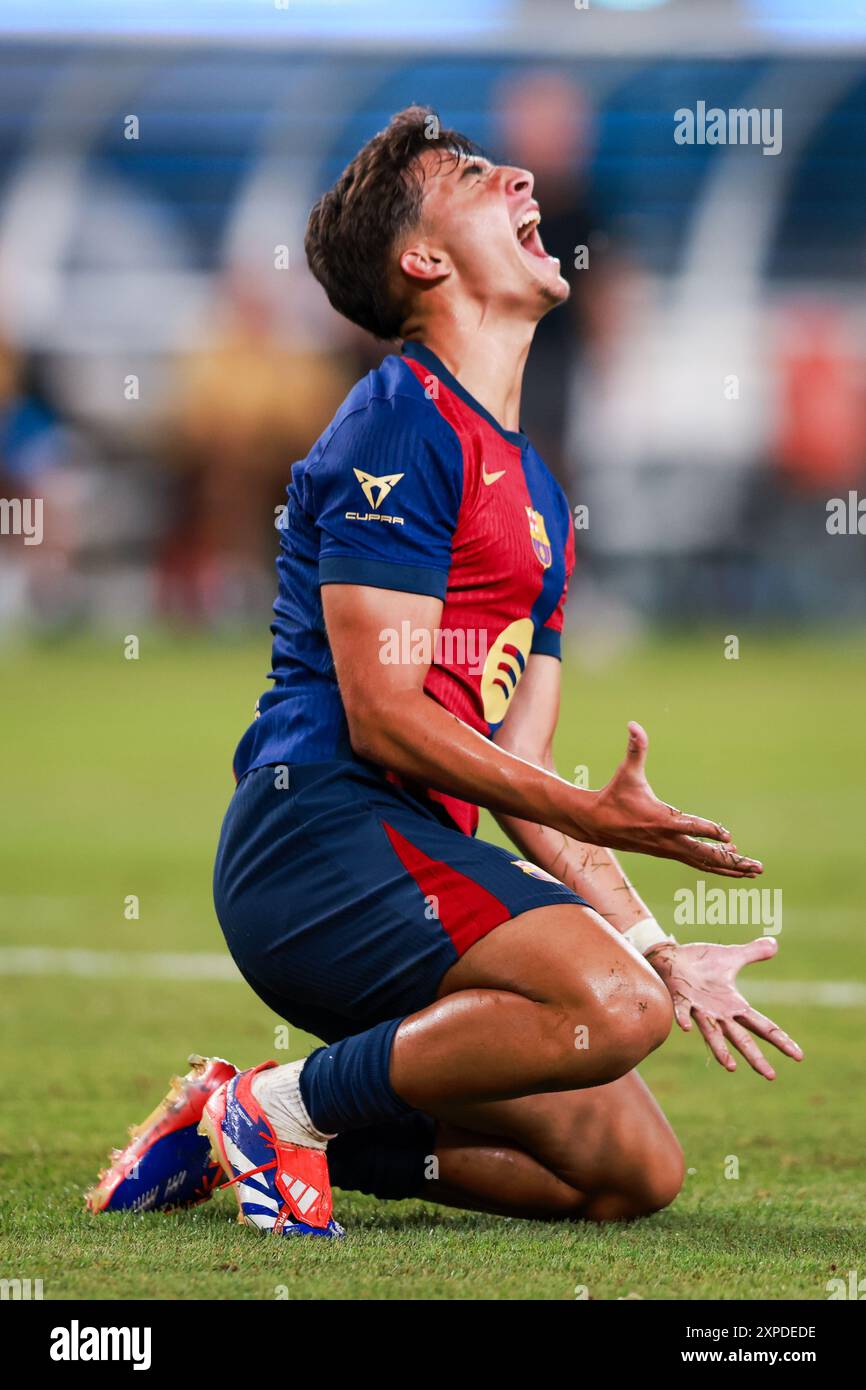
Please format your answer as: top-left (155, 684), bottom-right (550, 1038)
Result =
top-left (89, 108), bottom-right (801, 1237)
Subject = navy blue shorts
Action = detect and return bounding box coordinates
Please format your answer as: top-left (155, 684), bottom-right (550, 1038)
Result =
top-left (213, 759), bottom-right (587, 1045)
top-left (213, 760), bottom-right (589, 1200)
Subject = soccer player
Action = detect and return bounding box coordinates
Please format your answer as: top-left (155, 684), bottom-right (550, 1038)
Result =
top-left (89, 107), bottom-right (801, 1236)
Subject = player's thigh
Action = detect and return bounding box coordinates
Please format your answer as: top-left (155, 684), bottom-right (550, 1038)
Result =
top-left (436, 901), bottom-right (673, 1053)
top-left (438, 1069), bottom-right (684, 1211)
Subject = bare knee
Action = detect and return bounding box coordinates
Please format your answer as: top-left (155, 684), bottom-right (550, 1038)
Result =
top-left (538, 962), bottom-right (673, 1089)
top-left (530, 1133), bottom-right (685, 1223)
top-left (628, 1134), bottom-right (685, 1217)
top-left (625, 969), bottom-right (674, 1061)
top-left (582, 979), bottom-right (672, 1084)
top-left (582, 1138), bottom-right (685, 1223)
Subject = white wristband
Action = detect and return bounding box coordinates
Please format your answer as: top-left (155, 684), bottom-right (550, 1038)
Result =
top-left (624, 917), bottom-right (675, 956)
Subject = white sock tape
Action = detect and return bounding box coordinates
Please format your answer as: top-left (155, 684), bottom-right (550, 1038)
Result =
top-left (623, 917), bottom-right (675, 955)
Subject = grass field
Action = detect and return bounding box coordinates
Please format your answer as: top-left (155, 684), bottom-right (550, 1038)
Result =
top-left (1, 629), bottom-right (864, 1301)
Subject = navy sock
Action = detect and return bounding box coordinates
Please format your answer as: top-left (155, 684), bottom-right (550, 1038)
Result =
top-left (299, 1016), bottom-right (412, 1134)
top-left (328, 1112), bottom-right (437, 1199)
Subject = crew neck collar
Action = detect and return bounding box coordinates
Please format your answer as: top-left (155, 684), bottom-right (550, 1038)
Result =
top-left (402, 340), bottom-right (528, 449)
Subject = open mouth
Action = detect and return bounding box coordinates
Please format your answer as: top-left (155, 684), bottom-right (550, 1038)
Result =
top-left (515, 208), bottom-right (550, 261)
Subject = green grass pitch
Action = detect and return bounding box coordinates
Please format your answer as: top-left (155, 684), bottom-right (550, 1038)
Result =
top-left (0, 630), bottom-right (863, 1300)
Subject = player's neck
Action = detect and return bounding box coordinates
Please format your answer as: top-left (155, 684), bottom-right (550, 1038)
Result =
top-left (407, 313), bottom-right (534, 435)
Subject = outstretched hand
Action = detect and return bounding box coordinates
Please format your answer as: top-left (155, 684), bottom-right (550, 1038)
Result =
top-left (647, 937), bottom-right (804, 1080)
top-left (587, 722), bottom-right (763, 877)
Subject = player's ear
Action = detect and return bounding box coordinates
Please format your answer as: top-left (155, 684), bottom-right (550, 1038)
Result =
top-left (399, 243), bottom-right (452, 287)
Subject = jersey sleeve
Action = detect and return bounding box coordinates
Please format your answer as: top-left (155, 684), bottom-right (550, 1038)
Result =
top-left (531, 506), bottom-right (575, 659)
top-left (308, 397), bottom-right (464, 601)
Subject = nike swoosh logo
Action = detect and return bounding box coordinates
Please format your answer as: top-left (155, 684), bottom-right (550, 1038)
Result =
top-left (482, 465), bottom-right (506, 485)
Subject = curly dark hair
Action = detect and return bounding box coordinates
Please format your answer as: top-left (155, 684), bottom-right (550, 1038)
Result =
top-left (304, 105), bottom-right (481, 341)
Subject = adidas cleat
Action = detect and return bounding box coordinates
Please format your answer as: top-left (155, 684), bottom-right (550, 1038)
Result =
top-left (199, 1062), bottom-right (344, 1238)
top-left (85, 1054), bottom-right (238, 1214)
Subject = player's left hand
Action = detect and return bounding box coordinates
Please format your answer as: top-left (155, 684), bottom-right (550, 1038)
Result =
top-left (646, 937), bottom-right (804, 1080)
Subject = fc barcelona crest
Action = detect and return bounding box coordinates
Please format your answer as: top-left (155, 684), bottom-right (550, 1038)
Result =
top-left (525, 507), bottom-right (552, 569)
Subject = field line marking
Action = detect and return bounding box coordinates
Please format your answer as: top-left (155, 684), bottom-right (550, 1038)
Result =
top-left (0, 946), bottom-right (242, 982)
top-left (0, 947), bottom-right (864, 1006)
top-left (740, 979), bottom-right (866, 1007)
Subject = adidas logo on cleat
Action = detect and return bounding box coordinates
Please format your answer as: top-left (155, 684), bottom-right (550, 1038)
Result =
top-left (281, 1172), bottom-right (321, 1218)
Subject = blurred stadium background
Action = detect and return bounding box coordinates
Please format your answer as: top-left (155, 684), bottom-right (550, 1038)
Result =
top-left (1, 0), bottom-right (865, 1301)
top-left (1, 0), bottom-right (866, 634)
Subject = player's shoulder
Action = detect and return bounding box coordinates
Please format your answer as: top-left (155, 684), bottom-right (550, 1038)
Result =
top-left (289, 352), bottom-right (465, 523)
top-left (308, 352), bottom-right (462, 473)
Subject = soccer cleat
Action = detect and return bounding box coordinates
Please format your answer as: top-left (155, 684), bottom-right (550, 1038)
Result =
top-left (85, 1054), bottom-right (238, 1214)
top-left (198, 1061), bottom-right (344, 1238)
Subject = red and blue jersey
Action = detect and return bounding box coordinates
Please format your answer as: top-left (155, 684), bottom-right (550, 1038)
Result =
top-left (233, 340), bottom-right (575, 836)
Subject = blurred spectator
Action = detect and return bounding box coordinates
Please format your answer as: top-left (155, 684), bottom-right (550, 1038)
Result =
top-left (774, 303), bottom-right (866, 492)
top-left (0, 340), bottom-right (65, 491)
top-left (163, 275), bottom-right (355, 623)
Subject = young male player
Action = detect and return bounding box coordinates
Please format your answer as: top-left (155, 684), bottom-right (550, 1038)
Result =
top-left (89, 108), bottom-right (801, 1236)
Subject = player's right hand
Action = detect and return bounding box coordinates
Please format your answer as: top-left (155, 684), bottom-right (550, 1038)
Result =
top-left (581, 722), bottom-right (763, 877)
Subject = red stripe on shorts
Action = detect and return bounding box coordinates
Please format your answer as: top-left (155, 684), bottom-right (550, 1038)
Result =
top-left (380, 820), bottom-right (510, 956)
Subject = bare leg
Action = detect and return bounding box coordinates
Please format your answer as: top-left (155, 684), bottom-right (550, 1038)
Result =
top-left (426, 1070), bottom-right (684, 1222)
top-left (389, 903), bottom-right (673, 1112)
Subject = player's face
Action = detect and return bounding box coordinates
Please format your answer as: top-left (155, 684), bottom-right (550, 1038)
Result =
top-left (408, 150), bottom-right (570, 318)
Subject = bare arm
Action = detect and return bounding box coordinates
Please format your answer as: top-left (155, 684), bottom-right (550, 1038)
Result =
top-left (491, 653), bottom-right (801, 1079)
top-left (492, 653), bottom-right (652, 932)
top-left (321, 584), bottom-right (761, 876)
